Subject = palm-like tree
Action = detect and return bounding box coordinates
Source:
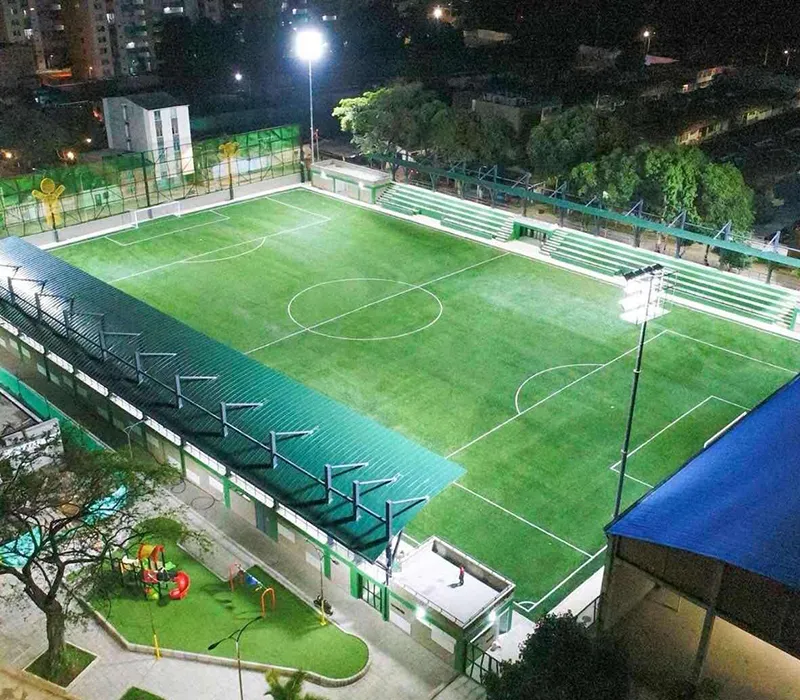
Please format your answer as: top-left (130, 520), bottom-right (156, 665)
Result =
top-left (264, 670), bottom-right (326, 700)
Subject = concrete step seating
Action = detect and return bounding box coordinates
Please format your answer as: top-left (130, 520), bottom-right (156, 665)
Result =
top-left (542, 228), bottom-right (798, 329)
top-left (378, 183), bottom-right (514, 241)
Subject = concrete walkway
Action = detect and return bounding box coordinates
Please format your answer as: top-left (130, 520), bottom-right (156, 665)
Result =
top-left (0, 480), bottom-right (486, 700)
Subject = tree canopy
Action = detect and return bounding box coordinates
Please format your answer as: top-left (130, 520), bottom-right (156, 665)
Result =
top-left (484, 614), bottom-right (629, 700)
top-left (333, 83), bottom-right (447, 155)
top-left (0, 104), bottom-right (72, 170)
top-left (0, 430), bottom-right (174, 679)
top-left (527, 105), bottom-right (628, 180)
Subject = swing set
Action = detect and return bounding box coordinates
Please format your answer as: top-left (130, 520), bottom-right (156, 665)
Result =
top-left (228, 563), bottom-right (276, 617)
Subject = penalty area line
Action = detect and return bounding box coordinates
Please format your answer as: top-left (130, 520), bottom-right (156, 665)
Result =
top-left (514, 545), bottom-right (607, 614)
top-left (453, 482), bottom-right (591, 557)
top-left (447, 330), bottom-right (669, 460)
top-left (110, 219), bottom-right (325, 283)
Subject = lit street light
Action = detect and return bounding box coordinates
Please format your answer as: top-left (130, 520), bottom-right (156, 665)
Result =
top-left (642, 29), bottom-right (653, 56)
top-left (295, 28), bottom-right (324, 163)
top-left (234, 71), bottom-right (243, 82)
top-left (208, 615), bottom-right (262, 700)
top-left (432, 5), bottom-right (443, 19)
top-left (785, 49), bottom-right (792, 68)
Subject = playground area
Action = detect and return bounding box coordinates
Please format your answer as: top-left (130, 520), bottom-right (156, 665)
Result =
top-left (89, 519), bottom-right (369, 681)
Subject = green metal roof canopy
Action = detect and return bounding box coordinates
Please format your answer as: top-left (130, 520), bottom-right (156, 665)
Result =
top-left (0, 237), bottom-right (463, 562)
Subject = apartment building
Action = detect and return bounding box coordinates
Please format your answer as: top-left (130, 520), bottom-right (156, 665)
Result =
top-left (0, 0), bottom-right (69, 70)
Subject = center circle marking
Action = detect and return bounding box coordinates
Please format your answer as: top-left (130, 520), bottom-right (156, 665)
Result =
top-left (287, 278), bottom-right (443, 341)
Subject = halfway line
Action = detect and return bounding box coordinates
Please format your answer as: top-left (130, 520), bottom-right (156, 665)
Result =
top-left (245, 253), bottom-right (510, 354)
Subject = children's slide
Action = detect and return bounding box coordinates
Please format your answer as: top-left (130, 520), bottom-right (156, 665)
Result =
top-left (168, 571), bottom-right (190, 600)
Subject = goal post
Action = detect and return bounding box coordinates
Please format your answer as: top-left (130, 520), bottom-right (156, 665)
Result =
top-left (129, 199), bottom-right (182, 228)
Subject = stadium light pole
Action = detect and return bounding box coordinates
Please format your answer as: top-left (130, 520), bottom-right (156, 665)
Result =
top-left (613, 264), bottom-right (666, 519)
top-left (208, 615), bottom-right (262, 700)
top-left (295, 28), bottom-right (324, 163)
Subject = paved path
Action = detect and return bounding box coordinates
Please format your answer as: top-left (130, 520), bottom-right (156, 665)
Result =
top-left (0, 482), bottom-right (486, 700)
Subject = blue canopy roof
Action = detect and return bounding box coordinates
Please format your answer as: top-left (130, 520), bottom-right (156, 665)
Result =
top-left (608, 374), bottom-right (800, 590)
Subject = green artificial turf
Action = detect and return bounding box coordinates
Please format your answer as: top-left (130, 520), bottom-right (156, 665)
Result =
top-left (119, 689), bottom-right (166, 700)
top-left (57, 187), bottom-right (800, 614)
top-left (26, 643), bottom-right (95, 687)
top-left (90, 525), bottom-right (367, 679)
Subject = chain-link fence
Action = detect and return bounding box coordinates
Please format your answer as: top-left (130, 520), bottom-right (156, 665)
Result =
top-left (0, 124), bottom-right (301, 237)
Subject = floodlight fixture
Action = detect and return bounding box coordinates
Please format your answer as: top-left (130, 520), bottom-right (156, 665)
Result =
top-left (295, 28), bottom-right (324, 62)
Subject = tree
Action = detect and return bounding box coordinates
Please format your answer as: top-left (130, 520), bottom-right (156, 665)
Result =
top-left (569, 149), bottom-right (641, 209)
top-left (484, 614), bottom-right (629, 700)
top-left (264, 670), bottom-right (325, 700)
top-left (0, 431), bottom-right (174, 679)
top-left (431, 108), bottom-right (517, 166)
top-left (333, 83), bottom-right (447, 155)
top-left (0, 104), bottom-right (71, 170)
top-left (527, 105), bottom-right (628, 180)
top-left (698, 162), bottom-right (755, 270)
top-left (638, 145), bottom-right (706, 222)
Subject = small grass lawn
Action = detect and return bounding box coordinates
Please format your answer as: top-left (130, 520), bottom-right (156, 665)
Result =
top-left (90, 520), bottom-right (368, 680)
top-left (119, 688), bottom-right (166, 700)
top-left (26, 643), bottom-right (95, 687)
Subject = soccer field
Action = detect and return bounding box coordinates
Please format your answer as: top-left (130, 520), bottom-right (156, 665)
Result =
top-left (53, 187), bottom-right (800, 614)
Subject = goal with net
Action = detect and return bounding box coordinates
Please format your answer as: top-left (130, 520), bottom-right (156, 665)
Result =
top-left (126, 199), bottom-right (182, 228)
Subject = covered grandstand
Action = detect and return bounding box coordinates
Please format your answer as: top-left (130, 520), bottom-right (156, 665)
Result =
top-left (601, 375), bottom-right (800, 698)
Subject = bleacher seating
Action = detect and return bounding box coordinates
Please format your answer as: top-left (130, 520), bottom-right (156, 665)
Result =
top-left (378, 183), bottom-right (516, 242)
top-left (542, 228), bottom-right (799, 329)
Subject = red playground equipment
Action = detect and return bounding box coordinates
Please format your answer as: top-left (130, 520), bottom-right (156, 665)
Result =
top-left (135, 543), bottom-right (191, 601)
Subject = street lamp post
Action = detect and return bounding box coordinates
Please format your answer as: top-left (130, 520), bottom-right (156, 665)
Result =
top-left (785, 49), bottom-right (792, 68)
top-left (208, 615), bottom-right (262, 700)
top-left (295, 29), bottom-right (324, 163)
top-left (123, 419), bottom-right (147, 459)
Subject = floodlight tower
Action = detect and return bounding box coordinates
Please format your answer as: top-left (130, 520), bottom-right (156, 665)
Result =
top-left (295, 28), bottom-right (325, 163)
top-left (613, 264), bottom-right (673, 518)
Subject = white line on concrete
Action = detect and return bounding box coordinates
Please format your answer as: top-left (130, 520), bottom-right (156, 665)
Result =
top-left (453, 482), bottom-right (591, 557)
top-left (446, 330), bottom-right (669, 460)
top-left (244, 253), bottom-right (510, 354)
top-left (514, 546), bottom-right (608, 614)
top-left (665, 329), bottom-right (798, 374)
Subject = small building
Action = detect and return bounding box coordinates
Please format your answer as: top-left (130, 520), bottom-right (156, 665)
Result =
top-left (600, 375), bottom-right (800, 698)
top-left (471, 93), bottom-right (562, 135)
top-left (102, 92), bottom-right (194, 180)
top-left (310, 160), bottom-right (392, 204)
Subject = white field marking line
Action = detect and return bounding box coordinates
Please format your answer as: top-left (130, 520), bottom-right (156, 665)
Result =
top-left (107, 209), bottom-right (230, 247)
top-left (514, 546), bottom-right (607, 614)
top-left (286, 278), bottom-right (444, 342)
top-left (665, 329), bottom-right (798, 374)
top-left (453, 482), bottom-right (591, 557)
top-left (110, 219), bottom-right (326, 283)
top-left (244, 253), bottom-right (510, 354)
top-left (446, 329), bottom-right (669, 460)
top-left (181, 235), bottom-right (270, 264)
top-left (265, 194), bottom-right (330, 220)
top-left (514, 364), bottom-right (603, 414)
top-left (710, 395), bottom-right (750, 411)
top-left (608, 396), bottom-right (717, 472)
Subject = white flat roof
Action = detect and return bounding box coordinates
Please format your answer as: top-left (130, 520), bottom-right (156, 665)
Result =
top-left (312, 159), bottom-right (391, 185)
top-left (394, 541), bottom-right (499, 626)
